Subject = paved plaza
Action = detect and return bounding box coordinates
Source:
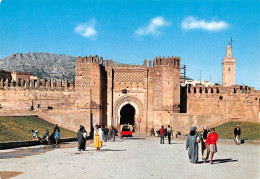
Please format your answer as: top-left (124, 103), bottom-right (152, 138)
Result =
top-left (0, 136), bottom-right (259, 179)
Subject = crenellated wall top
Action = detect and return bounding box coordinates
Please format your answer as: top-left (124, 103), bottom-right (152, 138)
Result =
top-left (76, 55), bottom-right (103, 65)
top-left (102, 56), bottom-right (181, 69)
top-left (185, 83), bottom-right (259, 96)
top-left (0, 78), bottom-right (75, 91)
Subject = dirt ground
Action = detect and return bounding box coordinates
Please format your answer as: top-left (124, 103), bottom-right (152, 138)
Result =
top-left (0, 135), bottom-right (259, 179)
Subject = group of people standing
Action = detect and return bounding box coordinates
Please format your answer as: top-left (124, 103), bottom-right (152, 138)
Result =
top-left (154, 125), bottom-right (173, 144)
top-left (150, 125), bottom-right (173, 144)
top-left (77, 124), bottom-right (118, 152)
top-left (186, 126), bottom-right (218, 164)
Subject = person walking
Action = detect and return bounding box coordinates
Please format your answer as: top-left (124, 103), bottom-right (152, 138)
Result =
top-left (54, 128), bottom-right (61, 146)
top-left (108, 126), bottom-right (112, 141)
top-left (77, 125), bottom-right (86, 151)
top-left (150, 126), bottom-right (155, 136)
top-left (201, 126), bottom-right (210, 163)
top-left (132, 124), bottom-right (136, 133)
top-left (159, 126), bottom-right (164, 144)
top-left (103, 126), bottom-right (109, 142)
top-left (206, 128), bottom-right (218, 164)
top-left (234, 125), bottom-right (241, 145)
top-left (163, 127), bottom-right (167, 138)
top-left (94, 125), bottom-right (103, 151)
top-left (186, 126), bottom-right (200, 163)
top-left (186, 126), bottom-right (200, 164)
top-left (112, 126), bottom-right (116, 142)
top-left (167, 125), bottom-right (172, 144)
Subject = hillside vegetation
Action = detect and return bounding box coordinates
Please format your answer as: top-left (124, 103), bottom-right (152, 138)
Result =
top-left (0, 116), bottom-right (76, 142)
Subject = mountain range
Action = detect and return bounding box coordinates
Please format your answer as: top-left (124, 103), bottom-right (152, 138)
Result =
top-left (0, 52), bottom-right (76, 79)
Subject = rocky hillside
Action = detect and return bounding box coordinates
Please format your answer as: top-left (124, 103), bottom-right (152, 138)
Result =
top-left (0, 52), bottom-right (76, 79)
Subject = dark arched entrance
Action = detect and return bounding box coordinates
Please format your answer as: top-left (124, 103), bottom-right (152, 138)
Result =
top-left (120, 104), bottom-right (135, 125)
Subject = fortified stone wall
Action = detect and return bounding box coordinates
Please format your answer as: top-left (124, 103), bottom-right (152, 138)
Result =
top-left (0, 78), bottom-right (87, 132)
top-left (103, 56), bottom-right (180, 132)
top-left (147, 56), bottom-right (180, 131)
top-left (186, 84), bottom-right (260, 119)
top-left (75, 55), bottom-right (104, 126)
top-left (0, 78), bottom-right (75, 111)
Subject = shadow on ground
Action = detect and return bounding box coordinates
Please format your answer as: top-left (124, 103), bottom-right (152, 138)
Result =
top-left (101, 149), bottom-right (126, 152)
top-left (169, 143), bottom-right (184, 144)
top-left (128, 137), bottom-right (146, 140)
top-left (197, 158), bottom-right (238, 164)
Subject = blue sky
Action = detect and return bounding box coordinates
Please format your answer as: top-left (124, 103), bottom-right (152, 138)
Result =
top-left (0, 0), bottom-right (259, 89)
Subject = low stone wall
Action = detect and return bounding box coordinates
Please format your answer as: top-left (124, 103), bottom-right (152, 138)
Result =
top-left (0, 137), bottom-right (78, 150)
top-left (0, 140), bottom-right (40, 150)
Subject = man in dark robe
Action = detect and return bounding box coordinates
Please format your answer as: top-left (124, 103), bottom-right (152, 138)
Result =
top-left (77, 125), bottom-right (86, 151)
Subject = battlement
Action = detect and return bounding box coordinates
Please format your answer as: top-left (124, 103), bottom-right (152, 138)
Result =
top-left (0, 78), bottom-right (75, 90)
top-left (186, 84), bottom-right (257, 96)
top-left (103, 56), bottom-right (180, 69)
top-left (76, 55), bottom-right (103, 65)
top-left (103, 59), bottom-right (147, 69)
top-left (153, 56), bottom-right (180, 68)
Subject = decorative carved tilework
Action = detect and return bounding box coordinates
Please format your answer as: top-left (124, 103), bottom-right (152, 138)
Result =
top-left (114, 72), bottom-right (144, 83)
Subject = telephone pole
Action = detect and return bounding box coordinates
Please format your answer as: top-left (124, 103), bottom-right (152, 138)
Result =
top-left (197, 70), bottom-right (203, 84)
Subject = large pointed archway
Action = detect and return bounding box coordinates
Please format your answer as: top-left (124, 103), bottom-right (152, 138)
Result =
top-left (120, 104), bottom-right (135, 125)
top-left (113, 95), bottom-right (143, 129)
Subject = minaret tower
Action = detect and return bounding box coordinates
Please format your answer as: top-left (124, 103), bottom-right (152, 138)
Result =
top-left (222, 42), bottom-right (236, 87)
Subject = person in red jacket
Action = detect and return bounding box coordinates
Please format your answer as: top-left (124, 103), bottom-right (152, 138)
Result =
top-left (206, 128), bottom-right (218, 164)
top-left (159, 126), bottom-right (164, 144)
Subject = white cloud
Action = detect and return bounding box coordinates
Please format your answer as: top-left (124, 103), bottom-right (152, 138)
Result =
top-left (0, 0), bottom-right (2, 4)
top-left (135, 16), bottom-right (171, 36)
top-left (74, 18), bottom-right (97, 40)
top-left (181, 16), bottom-right (229, 31)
